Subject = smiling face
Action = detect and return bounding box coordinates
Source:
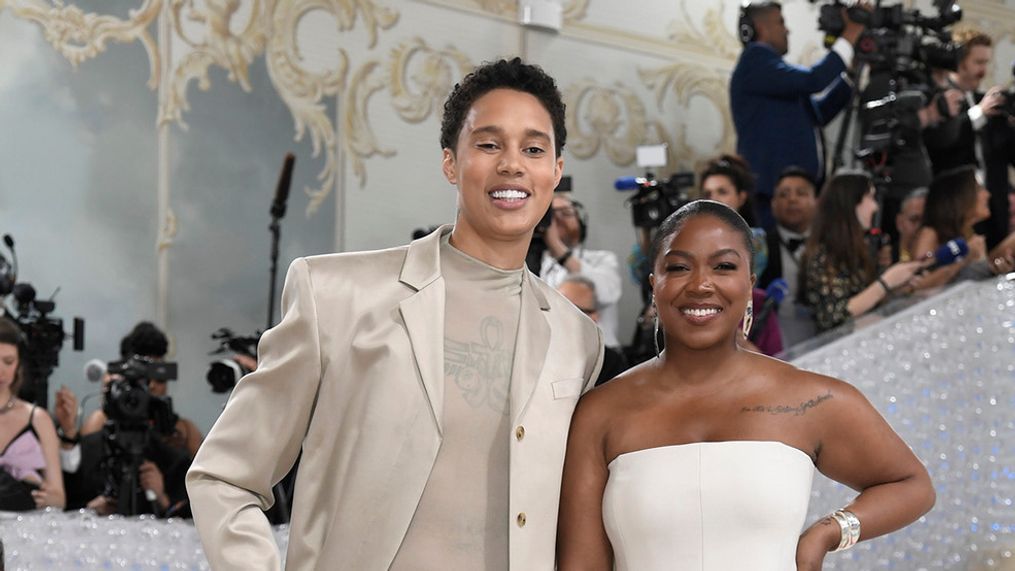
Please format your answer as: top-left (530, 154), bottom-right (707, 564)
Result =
top-left (650, 214), bottom-right (755, 351)
top-left (443, 88), bottom-right (563, 253)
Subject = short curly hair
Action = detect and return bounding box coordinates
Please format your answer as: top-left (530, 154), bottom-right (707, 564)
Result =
top-left (440, 57), bottom-right (566, 157)
top-left (120, 321), bottom-right (169, 359)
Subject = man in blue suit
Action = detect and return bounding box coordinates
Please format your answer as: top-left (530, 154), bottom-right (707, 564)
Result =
top-left (731, 2), bottom-right (865, 226)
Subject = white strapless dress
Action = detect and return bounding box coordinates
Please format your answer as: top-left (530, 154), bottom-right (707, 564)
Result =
top-left (603, 441), bottom-right (815, 571)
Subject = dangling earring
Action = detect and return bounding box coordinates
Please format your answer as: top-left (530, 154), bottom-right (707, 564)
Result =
top-left (653, 313), bottom-right (662, 358)
top-left (742, 298), bottom-right (754, 338)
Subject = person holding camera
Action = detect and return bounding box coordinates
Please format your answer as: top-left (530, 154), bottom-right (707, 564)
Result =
top-left (79, 322), bottom-right (203, 459)
top-left (0, 317), bottom-right (65, 511)
top-left (924, 28), bottom-right (1015, 250)
top-left (730, 1), bottom-right (867, 227)
top-left (540, 189), bottom-right (623, 348)
top-left (53, 384), bottom-right (191, 516)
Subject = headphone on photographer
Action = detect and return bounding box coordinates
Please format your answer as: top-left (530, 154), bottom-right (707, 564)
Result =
top-left (738, 1), bottom-right (780, 45)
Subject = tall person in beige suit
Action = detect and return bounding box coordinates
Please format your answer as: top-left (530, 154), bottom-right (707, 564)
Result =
top-left (186, 58), bottom-right (605, 570)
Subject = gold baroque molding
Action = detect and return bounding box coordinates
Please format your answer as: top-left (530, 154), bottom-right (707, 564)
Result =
top-left (341, 39), bottom-right (472, 188)
top-left (563, 80), bottom-right (648, 166)
top-left (638, 63), bottom-right (735, 166)
top-left (668, 0), bottom-right (740, 62)
top-left (387, 37), bottom-right (472, 123)
top-left (163, 0), bottom-right (269, 128)
top-left (1, 0), bottom-right (161, 88)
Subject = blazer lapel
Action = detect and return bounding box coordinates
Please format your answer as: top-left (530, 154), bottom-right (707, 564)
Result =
top-left (509, 271), bottom-right (551, 424)
top-left (398, 225), bottom-right (452, 435)
top-left (399, 283), bottom-right (445, 435)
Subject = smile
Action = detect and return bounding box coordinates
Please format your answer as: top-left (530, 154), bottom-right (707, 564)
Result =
top-left (489, 189), bottom-right (530, 201)
top-left (681, 307), bottom-right (723, 317)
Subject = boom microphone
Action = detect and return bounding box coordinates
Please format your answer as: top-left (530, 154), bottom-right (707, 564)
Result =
top-left (270, 153), bottom-right (296, 219)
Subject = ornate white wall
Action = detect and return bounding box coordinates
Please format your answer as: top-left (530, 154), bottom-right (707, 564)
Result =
top-left (1, 0), bottom-right (1014, 432)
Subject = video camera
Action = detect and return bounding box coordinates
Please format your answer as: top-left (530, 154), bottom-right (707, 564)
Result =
top-left (206, 327), bottom-right (260, 393)
top-left (1, 234), bottom-right (84, 407)
top-left (97, 354), bottom-right (179, 515)
top-left (614, 144), bottom-right (695, 230)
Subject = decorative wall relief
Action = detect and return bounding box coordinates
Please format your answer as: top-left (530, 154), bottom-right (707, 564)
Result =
top-left (668, 0), bottom-right (740, 62)
top-left (467, 0), bottom-right (588, 23)
top-left (638, 62), bottom-right (735, 166)
top-left (341, 38), bottom-right (472, 189)
top-left (0, 0), bottom-right (162, 87)
top-left (165, 0), bottom-right (269, 128)
top-left (563, 80), bottom-right (648, 166)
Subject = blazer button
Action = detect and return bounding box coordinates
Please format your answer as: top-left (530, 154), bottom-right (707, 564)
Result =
top-left (517, 512), bottom-right (527, 527)
top-left (515, 425), bottom-right (525, 441)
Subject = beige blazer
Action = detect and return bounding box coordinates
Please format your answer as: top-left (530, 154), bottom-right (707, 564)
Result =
top-left (187, 226), bottom-right (605, 570)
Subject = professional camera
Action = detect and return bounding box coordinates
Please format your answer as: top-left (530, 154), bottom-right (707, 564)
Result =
top-left (1, 234), bottom-right (84, 407)
top-left (614, 145), bottom-right (695, 230)
top-left (206, 327), bottom-right (260, 393)
top-left (103, 355), bottom-right (179, 432)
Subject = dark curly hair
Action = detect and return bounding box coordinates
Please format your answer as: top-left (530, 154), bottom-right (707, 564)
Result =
top-left (440, 57), bottom-right (566, 157)
top-left (699, 154), bottom-right (759, 226)
top-left (120, 321), bottom-right (169, 359)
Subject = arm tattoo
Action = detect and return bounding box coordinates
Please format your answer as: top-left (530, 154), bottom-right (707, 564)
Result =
top-left (741, 391), bottom-right (834, 416)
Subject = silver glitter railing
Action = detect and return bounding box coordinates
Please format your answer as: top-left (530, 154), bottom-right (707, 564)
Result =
top-left (797, 276), bottom-right (1015, 570)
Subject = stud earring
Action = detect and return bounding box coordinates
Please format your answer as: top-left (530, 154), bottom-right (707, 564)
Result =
top-left (742, 298), bottom-right (754, 338)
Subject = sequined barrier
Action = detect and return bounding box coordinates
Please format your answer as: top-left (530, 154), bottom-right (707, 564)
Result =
top-left (797, 276), bottom-right (1015, 570)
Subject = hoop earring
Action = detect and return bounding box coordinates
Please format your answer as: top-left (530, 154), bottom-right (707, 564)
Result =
top-left (742, 298), bottom-right (754, 338)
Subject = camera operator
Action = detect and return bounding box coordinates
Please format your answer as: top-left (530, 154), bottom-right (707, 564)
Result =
top-left (80, 322), bottom-right (203, 459)
top-left (924, 28), bottom-right (1015, 249)
top-left (540, 191), bottom-right (623, 348)
top-left (53, 384), bottom-right (190, 516)
top-left (730, 1), bottom-right (867, 227)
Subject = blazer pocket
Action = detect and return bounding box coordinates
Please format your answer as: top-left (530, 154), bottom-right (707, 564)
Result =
top-left (551, 378), bottom-right (584, 400)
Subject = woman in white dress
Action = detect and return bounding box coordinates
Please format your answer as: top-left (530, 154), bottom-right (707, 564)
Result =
top-left (557, 200), bottom-right (935, 570)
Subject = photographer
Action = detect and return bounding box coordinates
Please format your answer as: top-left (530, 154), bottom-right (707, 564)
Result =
top-left (540, 190), bottom-right (623, 348)
top-left (80, 322), bottom-right (203, 459)
top-left (924, 28), bottom-right (1015, 249)
top-left (730, 1), bottom-right (867, 226)
top-left (54, 384), bottom-right (190, 516)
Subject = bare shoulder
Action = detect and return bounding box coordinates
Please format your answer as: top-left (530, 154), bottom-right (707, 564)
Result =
top-left (575, 360), bottom-right (658, 423)
top-left (743, 353), bottom-right (867, 412)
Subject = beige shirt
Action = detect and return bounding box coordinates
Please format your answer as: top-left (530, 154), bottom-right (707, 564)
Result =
top-left (390, 235), bottom-right (522, 570)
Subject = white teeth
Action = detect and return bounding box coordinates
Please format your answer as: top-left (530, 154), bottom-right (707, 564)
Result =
top-left (682, 307), bottom-right (721, 317)
top-left (490, 189), bottom-right (528, 200)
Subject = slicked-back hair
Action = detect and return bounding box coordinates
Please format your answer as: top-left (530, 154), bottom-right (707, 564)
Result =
top-left (650, 200), bottom-right (756, 274)
top-left (923, 165), bottom-right (979, 242)
top-left (440, 57), bottom-right (566, 157)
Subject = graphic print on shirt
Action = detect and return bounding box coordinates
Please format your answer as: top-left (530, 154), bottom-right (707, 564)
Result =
top-left (445, 316), bottom-right (512, 414)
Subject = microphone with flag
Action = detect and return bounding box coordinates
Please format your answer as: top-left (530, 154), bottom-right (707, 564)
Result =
top-left (748, 278), bottom-right (788, 343)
